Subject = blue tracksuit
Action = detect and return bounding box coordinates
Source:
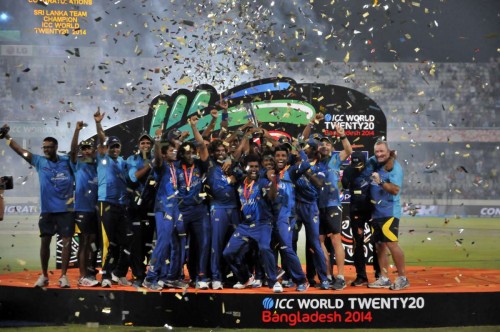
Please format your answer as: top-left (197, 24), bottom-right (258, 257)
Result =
top-left (223, 176), bottom-right (278, 284)
top-left (273, 158), bottom-right (309, 284)
top-left (294, 160), bottom-right (328, 282)
top-left (206, 158), bottom-right (240, 282)
top-left (176, 159), bottom-right (210, 282)
top-left (145, 161), bottom-right (181, 283)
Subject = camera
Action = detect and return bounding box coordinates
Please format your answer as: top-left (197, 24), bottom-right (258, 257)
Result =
top-left (0, 176), bottom-right (13, 190)
top-left (0, 125), bottom-right (10, 139)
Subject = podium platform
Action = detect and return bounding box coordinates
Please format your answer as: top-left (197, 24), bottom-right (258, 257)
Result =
top-left (0, 265), bottom-right (499, 329)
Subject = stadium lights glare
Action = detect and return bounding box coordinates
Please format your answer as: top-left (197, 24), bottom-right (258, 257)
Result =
top-left (0, 13), bottom-right (9, 22)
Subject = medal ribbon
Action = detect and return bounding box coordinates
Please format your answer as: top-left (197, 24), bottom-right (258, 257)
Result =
top-left (169, 163), bottom-right (177, 189)
top-left (243, 178), bottom-right (255, 201)
top-left (182, 164), bottom-right (194, 189)
top-left (279, 165), bottom-right (290, 179)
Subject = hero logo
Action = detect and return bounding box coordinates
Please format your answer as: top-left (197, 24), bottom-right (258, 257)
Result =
top-left (480, 207), bottom-right (500, 217)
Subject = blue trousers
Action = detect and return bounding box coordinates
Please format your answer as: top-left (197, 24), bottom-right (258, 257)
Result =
top-left (145, 208), bottom-right (178, 282)
top-left (295, 201), bottom-right (328, 282)
top-left (210, 206), bottom-right (239, 281)
top-left (165, 216), bottom-right (187, 281)
top-left (181, 205), bottom-right (210, 282)
top-left (273, 213), bottom-right (307, 284)
top-left (223, 222), bottom-right (277, 284)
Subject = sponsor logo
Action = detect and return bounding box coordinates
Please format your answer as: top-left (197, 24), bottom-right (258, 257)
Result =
top-left (4, 204), bottom-right (39, 214)
top-left (262, 297), bottom-right (274, 310)
top-left (260, 296), bottom-right (425, 326)
top-left (480, 207), bottom-right (500, 216)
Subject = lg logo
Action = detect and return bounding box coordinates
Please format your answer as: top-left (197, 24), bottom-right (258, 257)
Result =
top-left (1, 45), bottom-right (32, 56)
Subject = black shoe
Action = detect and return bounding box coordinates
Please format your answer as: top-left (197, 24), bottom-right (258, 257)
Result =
top-left (351, 276), bottom-right (368, 287)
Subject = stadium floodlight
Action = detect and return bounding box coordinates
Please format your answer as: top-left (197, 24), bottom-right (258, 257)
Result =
top-left (0, 13), bottom-right (9, 22)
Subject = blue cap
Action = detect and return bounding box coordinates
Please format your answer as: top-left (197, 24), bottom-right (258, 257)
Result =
top-left (350, 151), bottom-right (366, 168)
top-left (79, 139), bottom-right (94, 148)
top-left (311, 133), bottom-right (323, 140)
top-left (138, 133), bottom-right (154, 143)
top-left (306, 137), bottom-right (318, 149)
top-left (106, 136), bottom-right (121, 146)
top-left (167, 129), bottom-right (182, 141)
top-left (319, 135), bottom-right (333, 144)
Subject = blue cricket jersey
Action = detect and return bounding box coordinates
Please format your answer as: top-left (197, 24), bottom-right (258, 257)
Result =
top-left (274, 161), bottom-right (308, 219)
top-left (238, 176), bottom-right (274, 224)
top-left (71, 160), bottom-right (98, 212)
top-left (154, 161), bottom-right (179, 212)
top-left (295, 158), bottom-right (324, 204)
top-left (206, 158), bottom-right (238, 209)
top-left (127, 153), bottom-right (151, 191)
top-left (368, 157), bottom-right (404, 219)
top-left (318, 153), bottom-right (342, 208)
top-left (31, 154), bottom-right (74, 213)
top-left (97, 154), bottom-right (129, 206)
top-left (176, 159), bottom-right (208, 212)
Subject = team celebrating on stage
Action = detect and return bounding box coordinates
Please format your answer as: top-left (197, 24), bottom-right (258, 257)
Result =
top-left (0, 102), bottom-right (409, 292)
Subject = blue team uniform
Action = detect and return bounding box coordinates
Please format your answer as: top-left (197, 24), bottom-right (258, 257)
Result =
top-left (367, 157), bottom-right (404, 219)
top-left (31, 154), bottom-right (74, 213)
top-left (223, 176), bottom-right (278, 284)
top-left (176, 159), bottom-right (210, 282)
top-left (97, 154), bottom-right (129, 206)
top-left (71, 160), bottom-right (98, 235)
top-left (127, 153), bottom-right (157, 282)
top-left (206, 158), bottom-right (240, 282)
top-left (31, 154), bottom-right (75, 238)
top-left (318, 152), bottom-right (343, 209)
top-left (273, 160), bottom-right (308, 284)
top-left (363, 156), bottom-right (404, 244)
top-left (145, 161), bottom-right (182, 284)
top-left (317, 152), bottom-right (344, 235)
top-left (96, 153), bottom-right (131, 281)
top-left (71, 160), bottom-right (98, 212)
top-left (294, 160), bottom-right (328, 283)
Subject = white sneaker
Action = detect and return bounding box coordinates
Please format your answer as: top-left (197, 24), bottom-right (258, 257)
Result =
top-left (34, 275), bottom-right (49, 288)
top-left (273, 282), bottom-right (283, 293)
top-left (196, 280), bottom-right (209, 290)
top-left (390, 276), bottom-right (410, 290)
top-left (252, 279), bottom-right (262, 288)
top-left (233, 282), bottom-right (245, 289)
top-left (233, 275), bottom-right (254, 289)
top-left (142, 280), bottom-right (163, 291)
top-left (78, 277), bottom-right (99, 287)
top-left (368, 277), bottom-right (391, 289)
top-left (212, 280), bottom-right (223, 290)
top-left (59, 275), bottom-right (70, 288)
top-left (112, 272), bottom-right (131, 286)
top-left (101, 279), bottom-right (112, 288)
